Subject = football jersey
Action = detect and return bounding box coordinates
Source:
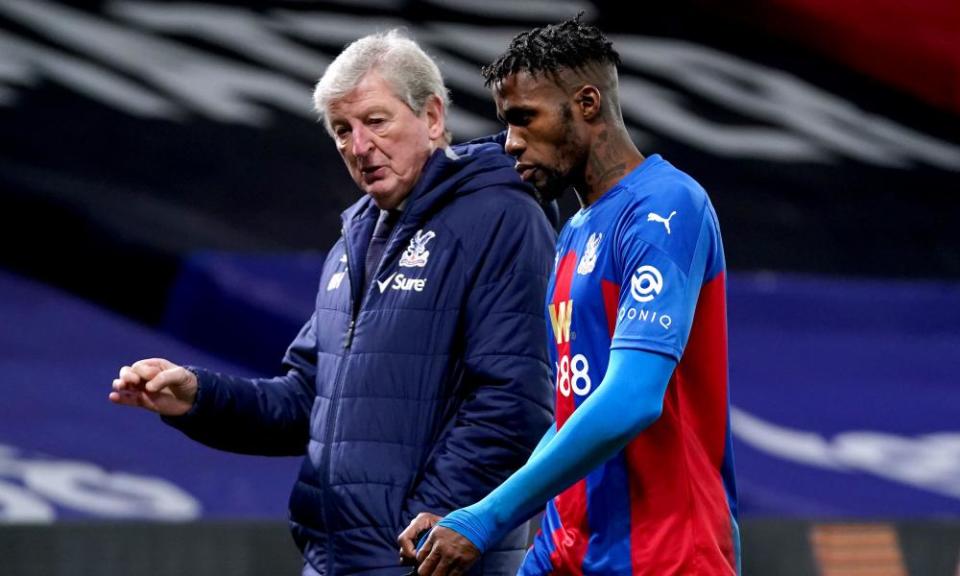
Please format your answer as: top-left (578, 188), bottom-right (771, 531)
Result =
top-left (521, 155), bottom-right (739, 575)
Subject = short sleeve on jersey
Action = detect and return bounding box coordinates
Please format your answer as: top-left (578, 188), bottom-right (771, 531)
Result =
top-left (611, 207), bottom-right (712, 360)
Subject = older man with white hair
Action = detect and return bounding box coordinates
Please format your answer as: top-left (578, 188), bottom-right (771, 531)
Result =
top-left (110, 30), bottom-right (555, 575)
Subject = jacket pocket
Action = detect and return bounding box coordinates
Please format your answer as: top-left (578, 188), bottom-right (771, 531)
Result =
top-left (289, 478), bottom-right (326, 532)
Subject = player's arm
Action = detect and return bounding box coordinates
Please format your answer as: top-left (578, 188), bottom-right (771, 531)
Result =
top-left (405, 347), bottom-right (675, 573)
top-left (398, 421), bottom-right (557, 565)
top-left (528, 423), bottom-right (557, 460)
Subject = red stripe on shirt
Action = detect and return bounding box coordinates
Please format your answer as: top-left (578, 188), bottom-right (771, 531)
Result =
top-left (626, 272), bottom-right (735, 575)
top-left (601, 279), bottom-right (621, 338)
top-left (549, 251), bottom-right (590, 574)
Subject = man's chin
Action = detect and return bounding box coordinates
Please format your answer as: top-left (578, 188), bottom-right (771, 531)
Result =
top-left (365, 187), bottom-right (404, 210)
top-left (533, 180), bottom-right (569, 203)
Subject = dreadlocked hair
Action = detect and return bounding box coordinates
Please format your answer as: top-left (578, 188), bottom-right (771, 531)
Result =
top-left (481, 14), bottom-right (620, 86)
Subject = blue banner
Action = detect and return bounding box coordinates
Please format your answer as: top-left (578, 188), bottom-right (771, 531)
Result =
top-left (0, 269), bottom-right (299, 522)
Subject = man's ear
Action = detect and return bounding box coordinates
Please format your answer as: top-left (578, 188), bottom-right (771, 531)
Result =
top-left (423, 94), bottom-right (446, 141)
top-left (575, 85), bottom-right (602, 121)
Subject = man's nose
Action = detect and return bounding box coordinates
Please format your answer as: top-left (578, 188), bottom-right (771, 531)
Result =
top-left (504, 126), bottom-right (525, 158)
top-left (351, 125), bottom-right (374, 157)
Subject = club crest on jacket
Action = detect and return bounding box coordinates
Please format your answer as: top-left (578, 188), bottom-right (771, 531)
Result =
top-left (399, 229), bottom-right (436, 268)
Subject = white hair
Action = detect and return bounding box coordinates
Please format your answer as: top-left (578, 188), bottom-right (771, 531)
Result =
top-left (313, 29), bottom-right (451, 142)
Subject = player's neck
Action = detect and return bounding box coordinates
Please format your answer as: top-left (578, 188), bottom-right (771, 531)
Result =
top-left (578, 126), bottom-right (644, 207)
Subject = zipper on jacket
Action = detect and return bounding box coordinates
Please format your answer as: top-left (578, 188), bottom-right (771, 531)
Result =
top-left (344, 319), bottom-right (355, 349)
top-left (319, 207), bottom-right (409, 574)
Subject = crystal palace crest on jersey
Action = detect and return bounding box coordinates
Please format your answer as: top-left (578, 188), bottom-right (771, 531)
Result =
top-left (577, 232), bottom-right (602, 275)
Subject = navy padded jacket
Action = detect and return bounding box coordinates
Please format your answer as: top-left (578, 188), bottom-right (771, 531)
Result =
top-left (165, 141), bottom-right (556, 575)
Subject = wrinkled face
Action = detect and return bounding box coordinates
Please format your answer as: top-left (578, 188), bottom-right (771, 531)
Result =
top-left (493, 71), bottom-right (586, 200)
top-left (326, 72), bottom-right (443, 210)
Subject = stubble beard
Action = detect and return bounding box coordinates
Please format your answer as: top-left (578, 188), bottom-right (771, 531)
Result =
top-left (536, 108), bottom-right (585, 202)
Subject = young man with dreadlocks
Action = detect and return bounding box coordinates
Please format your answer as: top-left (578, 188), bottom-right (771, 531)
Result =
top-left (399, 17), bottom-right (740, 576)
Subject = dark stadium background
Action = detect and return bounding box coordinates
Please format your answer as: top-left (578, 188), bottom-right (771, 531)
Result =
top-left (1, 1), bottom-right (958, 574)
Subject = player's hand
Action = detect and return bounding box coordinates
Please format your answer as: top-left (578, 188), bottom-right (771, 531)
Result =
top-left (109, 358), bottom-right (197, 416)
top-left (398, 512), bottom-right (441, 565)
top-left (413, 524), bottom-right (481, 576)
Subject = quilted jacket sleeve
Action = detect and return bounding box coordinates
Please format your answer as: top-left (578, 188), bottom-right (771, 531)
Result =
top-left (404, 193), bottom-right (555, 519)
top-left (161, 314), bottom-right (318, 456)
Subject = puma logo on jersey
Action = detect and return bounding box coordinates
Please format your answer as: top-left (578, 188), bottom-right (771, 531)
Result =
top-left (647, 211), bottom-right (677, 234)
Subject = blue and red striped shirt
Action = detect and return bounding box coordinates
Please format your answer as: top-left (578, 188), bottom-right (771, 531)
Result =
top-left (522, 155), bottom-right (739, 575)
